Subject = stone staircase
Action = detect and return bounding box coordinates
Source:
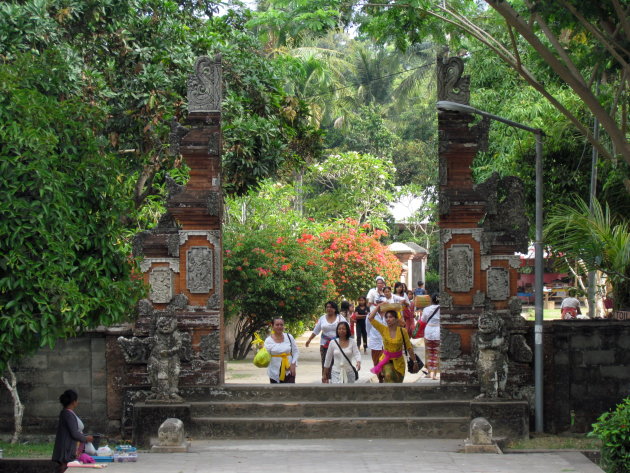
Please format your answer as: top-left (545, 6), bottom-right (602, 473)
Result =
top-left (186, 384), bottom-right (480, 439)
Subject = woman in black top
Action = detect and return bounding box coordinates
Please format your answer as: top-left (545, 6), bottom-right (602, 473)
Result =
top-left (52, 389), bottom-right (93, 472)
top-left (355, 296), bottom-right (369, 353)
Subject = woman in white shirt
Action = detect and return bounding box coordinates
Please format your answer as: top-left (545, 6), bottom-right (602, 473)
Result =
top-left (305, 301), bottom-right (348, 381)
top-left (323, 321), bottom-right (361, 383)
top-left (264, 317), bottom-right (299, 383)
top-left (421, 294), bottom-right (441, 380)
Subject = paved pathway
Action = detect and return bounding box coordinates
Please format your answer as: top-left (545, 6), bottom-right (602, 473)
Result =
top-left (100, 439), bottom-right (604, 473)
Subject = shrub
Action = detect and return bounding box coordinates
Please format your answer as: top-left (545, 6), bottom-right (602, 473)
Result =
top-left (589, 397), bottom-right (630, 473)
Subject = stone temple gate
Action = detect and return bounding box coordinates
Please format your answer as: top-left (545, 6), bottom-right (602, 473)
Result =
top-left (5, 55), bottom-right (627, 444)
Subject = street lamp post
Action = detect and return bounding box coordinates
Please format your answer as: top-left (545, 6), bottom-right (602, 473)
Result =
top-left (437, 101), bottom-right (545, 433)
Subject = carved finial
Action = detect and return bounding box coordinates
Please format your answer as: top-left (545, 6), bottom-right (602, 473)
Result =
top-left (187, 55), bottom-right (222, 113)
top-left (437, 56), bottom-right (470, 104)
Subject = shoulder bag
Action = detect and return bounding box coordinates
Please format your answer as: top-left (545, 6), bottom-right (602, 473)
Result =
top-left (401, 328), bottom-right (424, 374)
top-left (333, 339), bottom-right (359, 381)
top-left (411, 305), bottom-right (439, 339)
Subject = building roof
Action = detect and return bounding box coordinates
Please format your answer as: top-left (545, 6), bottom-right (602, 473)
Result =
top-left (388, 242), bottom-right (428, 254)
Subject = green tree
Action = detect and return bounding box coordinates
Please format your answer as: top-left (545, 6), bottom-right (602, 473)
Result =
top-left (223, 227), bottom-right (332, 359)
top-left (0, 50), bottom-right (145, 441)
top-left (303, 151), bottom-right (396, 228)
top-left (545, 198), bottom-right (630, 310)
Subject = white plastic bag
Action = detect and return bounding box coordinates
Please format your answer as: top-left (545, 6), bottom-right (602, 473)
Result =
top-left (96, 445), bottom-right (113, 456)
top-left (84, 442), bottom-right (97, 456)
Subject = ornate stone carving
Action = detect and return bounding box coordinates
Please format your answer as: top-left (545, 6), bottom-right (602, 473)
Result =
top-left (146, 316), bottom-right (183, 402)
top-left (437, 56), bottom-right (470, 104)
top-left (199, 331), bottom-right (220, 361)
top-left (208, 131), bottom-right (220, 156)
top-left (165, 174), bottom-right (184, 201)
top-left (509, 334), bottom-right (533, 363)
top-left (440, 291), bottom-right (453, 310)
top-left (475, 311), bottom-right (508, 398)
top-left (132, 231), bottom-right (151, 258)
top-left (508, 296), bottom-right (523, 317)
top-left (474, 173), bottom-right (529, 253)
top-left (155, 212), bottom-right (180, 231)
top-left (473, 290), bottom-right (486, 307)
top-left (149, 267), bottom-right (174, 304)
top-left (441, 229), bottom-right (453, 245)
top-left (487, 267), bottom-right (509, 301)
top-left (439, 155), bottom-right (448, 185)
top-left (447, 244), bottom-right (474, 292)
top-left (168, 294), bottom-right (189, 311)
top-left (167, 234), bottom-right (180, 258)
top-left (169, 120), bottom-right (189, 157)
top-left (140, 259), bottom-right (180, 274)
top-left (440, 329), bottom-right (462, 359)
top-left (117, 336), bottom-right (152, 364)
top-left (206, 293), bottom-right (221, 310)
top-left (187, 55), bottom-right (222, 113)
top-left (186, 247), bottom-right (213, 294)
top-left (439, 191), bottom-right (450, 216)
top-left (207, 191), bottom-right (221, 217)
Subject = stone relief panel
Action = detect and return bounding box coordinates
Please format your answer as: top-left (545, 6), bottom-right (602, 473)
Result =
top-left (447, 244), bottom-right (474, 292)
top-left (149, 267), bottom-right (174, 304)
top-left (187, 246), bottom-right (213, 294)
top-left (441, 329), bottom-right (462, 359)
top-left (487, 267), bottom-right (509, 301)
top-left (187, 55), bottom-right (222, 113)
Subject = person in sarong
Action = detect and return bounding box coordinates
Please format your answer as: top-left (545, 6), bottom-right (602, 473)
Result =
top-left (368, 308), bottom-right (418, 383)
top-left (421, 294), bottom-right (441, 379)
top-left (323, 321), bottom-right (361, 383)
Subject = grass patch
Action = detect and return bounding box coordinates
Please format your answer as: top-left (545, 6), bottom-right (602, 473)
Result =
top-left (522, 308), bottom-right (563, 321)
top-left (0, 441), bottom-right (53, 458)
top-left (508, 434), bottom-right (601, 450)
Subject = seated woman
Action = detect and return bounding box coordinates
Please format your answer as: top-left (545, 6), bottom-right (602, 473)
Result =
top-left (367, 307), bottom-right (419, 383)
top-left (52, 389), bottom-right (94, 473)
top-left (323, 321), bottom-right (361, 383)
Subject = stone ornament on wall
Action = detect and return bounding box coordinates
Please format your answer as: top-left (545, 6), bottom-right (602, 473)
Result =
top-left (199, 331), bottom-right (220, 361)
top-left (447, 244), bottom-right (474, 292)
top-left (437, 56), bottom-right (470, 104)
top-left (187, 247), bottom-right (213, 294)
top-left (187, 55), bottom-right (222, 113)
top-left (149, 267), bottom-right (174, 304)
top-left (487, 267), bottom-right (509, 301)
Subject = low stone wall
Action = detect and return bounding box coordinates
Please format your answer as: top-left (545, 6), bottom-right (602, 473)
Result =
top-left (0, 334), bottom-right (111, 436)
top-left (542, 319), bottom-right (630, 433)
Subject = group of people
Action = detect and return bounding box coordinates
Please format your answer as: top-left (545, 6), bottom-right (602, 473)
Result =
top-left (263, 276), bottom-right (441, 384)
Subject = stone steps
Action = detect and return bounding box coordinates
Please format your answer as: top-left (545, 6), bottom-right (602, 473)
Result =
top-left (189, 399), bottom-right (471, 418)
top-left (201, 384), bottom-right (479, 402)
top-left (182, 385), bottom-right (479, 440)
top-left (191, 416), bottom-right (470, 439)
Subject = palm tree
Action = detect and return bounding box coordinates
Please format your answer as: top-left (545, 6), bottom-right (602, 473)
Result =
top-left (545, 198), bottom-right (630, 311)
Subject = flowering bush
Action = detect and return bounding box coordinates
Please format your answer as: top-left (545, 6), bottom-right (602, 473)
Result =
top-left (313, 219), bottom-right (400, 300)
top-left (224, 227), bottom-right (332, 359)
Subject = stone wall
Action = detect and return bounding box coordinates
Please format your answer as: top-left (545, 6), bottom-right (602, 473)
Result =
top-left (0, 333), bottom-right (111, 436)
top-left (542, 319), bottom-right (630, 433)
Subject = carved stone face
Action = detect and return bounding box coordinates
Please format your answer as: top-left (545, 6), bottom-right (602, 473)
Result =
top-left (478, 313), bottom-right (502, 334)
top-left (157, 317), bottom-right (176, 334)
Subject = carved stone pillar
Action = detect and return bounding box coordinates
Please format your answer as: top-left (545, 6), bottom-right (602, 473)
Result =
top-left (437, 55), bottom-right (532, 399)
top-left (117, 57), bottom-right (224, 438)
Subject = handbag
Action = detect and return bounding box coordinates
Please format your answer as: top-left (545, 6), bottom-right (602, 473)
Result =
top-left (401, 328), bottom-right (424, 374)
top-left (334, 339), bottom-right (359, 381)
top-left (412, 305), bottom-right (439, 339)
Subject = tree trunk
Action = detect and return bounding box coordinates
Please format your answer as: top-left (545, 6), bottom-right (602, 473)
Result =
top-left (1, 363), bottom-right (24, 444)
top-left (232, 317), bottom-right (265, 360)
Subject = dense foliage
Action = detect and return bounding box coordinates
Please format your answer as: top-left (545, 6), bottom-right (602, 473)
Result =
top-left (590, 397), bottom-right (630, 473)
top-left (0, 51), bottom-right (145, 371)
